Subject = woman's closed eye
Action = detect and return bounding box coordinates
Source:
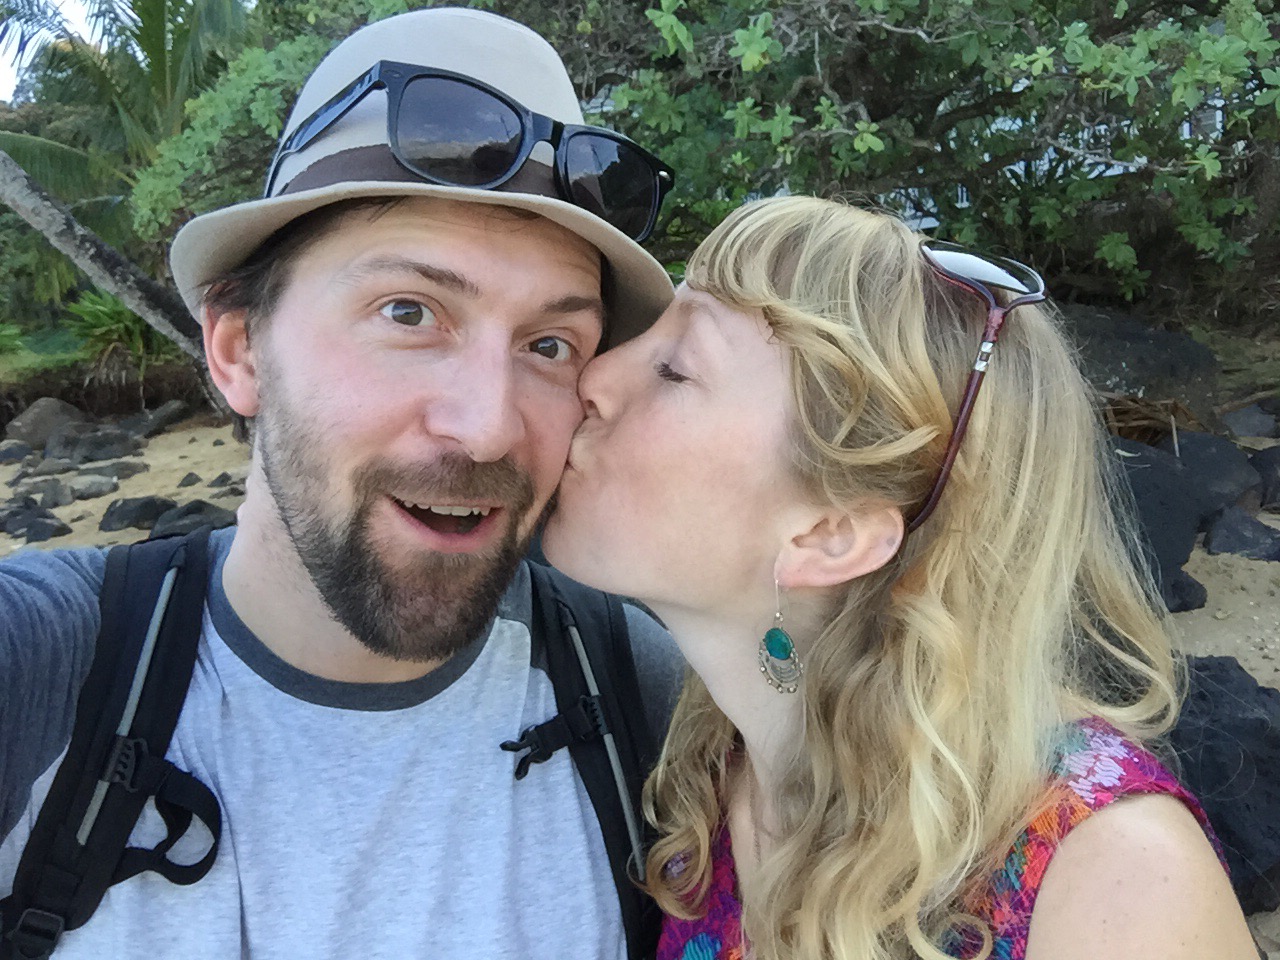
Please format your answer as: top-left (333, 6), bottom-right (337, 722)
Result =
top-left (655, 360), bottom-right (690, 384)
top-left (379, 299), bottom-right (437, 327)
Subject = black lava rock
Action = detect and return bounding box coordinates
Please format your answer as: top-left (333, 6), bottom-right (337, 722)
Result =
top-left (4, 397), bottom-right (88, 448)
top-left (1170, 656), bottom-right (1280, 913)
top-left (1154, 431), bottom-right (1263, 519)
top-left (178, 472), bottom-right (202, 488)
top-left (30, 457), bottom-right (76, 477)
top-left (1163, 570), bottom-right (1209, 613)
top-left (150, 500), bottom-right (236, 539)
top-left (135, 399), bottom-right (189, 438)
top-left (1222, 403), bottom-right (1279, 439)
top-left (1253, 446), bottom-right (1280, 510)
top-left (1, 498), bottom-right (67, 540)
top-left (18, 477), bottom-right (73, 510)
top-left (99, 496), bottom-right (178, 532)
top-left (67, 474), bottom-right (119, 501)
top-left (23, 515), bottom-right (72, 543)
top-left (0, 440), bottom-right (32, 464)
top-left (77, 460), bottom-right (151, 482)
top-left (119, 400), bottom-right (188, 439)
top-left (45, 424), bottom-right (143, 466)
top-left (1113, 438), bottom-right (1210, 609)
top-left (1204, 506), bottom-right (1280, 560)
top-left (0, 497), bottom-right (40, 535)
top-left (207, 472), bottom-right (233, 488)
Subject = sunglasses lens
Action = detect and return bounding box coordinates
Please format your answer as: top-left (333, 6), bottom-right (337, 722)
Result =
top-left (925, 245), bottom-right (1044, 296)
top-left (564, 132), bottom-right (657, 241)
top-left (394, 77), bottom-right (523, 186)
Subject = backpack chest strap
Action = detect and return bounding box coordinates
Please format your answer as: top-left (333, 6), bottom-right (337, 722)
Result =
top-left (500, 693), bottom-right (608, 779)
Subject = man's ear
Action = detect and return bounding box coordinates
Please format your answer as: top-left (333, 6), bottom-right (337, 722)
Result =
top-left (776, 502), bottom-right (904, 590)
top-left (203, 304), bottom-right (260, 418)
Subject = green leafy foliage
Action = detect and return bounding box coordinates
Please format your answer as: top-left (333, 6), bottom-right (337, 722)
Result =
top-left (5, 0), bottom-right (1276, 335)
top-left (547, 0), bottom-right (1277, 318)
top-left (132, 35), bottom-right (332, 241)
top-left (64, 290), bottom-right (182, 372)
top-left (0, 0), bottom-right (252, 353)
top-left (0, 321), bottom-right (23, 354)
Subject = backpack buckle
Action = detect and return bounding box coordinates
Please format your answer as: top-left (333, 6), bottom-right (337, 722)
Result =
top-left (500, 725), bottom-right (554, 780)
top-left (9, 907), bottom-right (65, 959)
top-left (499, 695), bottom-right (609, 781)
top-left (104, 736), bottom-right (148, 792)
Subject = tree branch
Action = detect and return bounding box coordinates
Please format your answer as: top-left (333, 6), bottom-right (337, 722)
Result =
top-left (0, 148), bottom-right (202, 360)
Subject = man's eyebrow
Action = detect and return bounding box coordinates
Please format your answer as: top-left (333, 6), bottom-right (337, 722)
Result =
top-left (541, 294), bottom-right (605, 322)
top-left (336, 255), bottom-right (482, 297)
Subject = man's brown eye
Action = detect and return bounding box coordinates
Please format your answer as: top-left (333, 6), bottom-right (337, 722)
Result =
top-left (380, 300), bottom-right (436, 327)
top-left (531, 336), bottom-right (572, 361)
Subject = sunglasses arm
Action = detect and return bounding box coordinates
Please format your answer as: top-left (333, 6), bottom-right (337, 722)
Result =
top-left (905, 363), bottom-right (987, 534)
top-left (905, 302), bottom-right (1007, 534)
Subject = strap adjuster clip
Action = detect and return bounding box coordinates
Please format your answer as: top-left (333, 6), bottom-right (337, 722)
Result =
top-left (574, 695), bottom-right (607, 739)
top-left (9, 907), bottom-right (65, 959)
top-left (105, 735), bottom-right (148, 792)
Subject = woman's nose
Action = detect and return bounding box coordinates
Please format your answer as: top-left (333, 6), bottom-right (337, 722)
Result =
top-left (576, 348), bottom-right (616, 420)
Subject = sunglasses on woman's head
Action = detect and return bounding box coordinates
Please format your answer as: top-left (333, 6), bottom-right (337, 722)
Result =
top-left (264, 61), bottom-right (676, 242)
top-left (907, 240), bottom-right (1048, 533)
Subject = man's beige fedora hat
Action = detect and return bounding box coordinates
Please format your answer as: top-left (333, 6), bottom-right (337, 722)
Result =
top-left (169, 7), bottom-right (674, 343)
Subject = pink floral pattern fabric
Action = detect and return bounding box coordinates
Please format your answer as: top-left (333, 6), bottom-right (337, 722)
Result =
top-left (656, 828), bottom-right (745, 960)
top-left (655, 717), bottom-right (1222, 960)
top-left (954, 716), bottom-right (1225, 959)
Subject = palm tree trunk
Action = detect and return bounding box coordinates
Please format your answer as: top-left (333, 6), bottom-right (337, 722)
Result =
top-left (0, 148), bottom-right (202, 360)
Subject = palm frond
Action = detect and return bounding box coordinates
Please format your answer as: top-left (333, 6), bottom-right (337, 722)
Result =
top-left (173, 0), bottom-right (246, 103)
top-left (40, 39), bottom-right (155, 158)
top-left (0, 0), bottom-right (68, 59)
top-left (127, 0), bottom-right (166, 84)
top-left (114, 98), bottom-right (159, 162)
top-left (37, 38), bottom-right (121, 103)
top-left (86, 0), bottom-right (141, 48)
top-left (0, 131), bottom-right (127, 198)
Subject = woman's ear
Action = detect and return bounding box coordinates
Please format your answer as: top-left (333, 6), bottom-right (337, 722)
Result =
top-left (203, 304), bottom-right (260, 418)
top-left (776, 502), bottom-right (904, 589)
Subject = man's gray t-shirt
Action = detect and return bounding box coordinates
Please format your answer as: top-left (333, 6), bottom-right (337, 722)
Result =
top-left (0, 527), bottom-right (682, 959)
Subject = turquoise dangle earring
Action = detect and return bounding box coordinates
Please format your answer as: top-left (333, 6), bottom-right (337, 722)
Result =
top-left (759, 579), bottom-right (803, 693)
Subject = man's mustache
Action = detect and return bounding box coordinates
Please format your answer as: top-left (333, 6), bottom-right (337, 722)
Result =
top-left (353, 452), bottom-right (535, 512)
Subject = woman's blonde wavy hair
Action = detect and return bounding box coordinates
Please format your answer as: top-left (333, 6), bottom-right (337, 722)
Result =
top-left (642, 196), bottom-right (1180, 960)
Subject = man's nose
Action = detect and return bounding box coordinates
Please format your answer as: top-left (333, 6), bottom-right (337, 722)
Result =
top-left (427, 342), bottom-right (526, 462)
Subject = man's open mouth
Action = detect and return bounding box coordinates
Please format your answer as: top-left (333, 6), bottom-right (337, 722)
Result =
top-left (390, 497), bottom-right (497, 536)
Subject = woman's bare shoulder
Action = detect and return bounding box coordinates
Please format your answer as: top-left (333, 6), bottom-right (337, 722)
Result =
top-left (1024, 792), bottom-right (1258, 960)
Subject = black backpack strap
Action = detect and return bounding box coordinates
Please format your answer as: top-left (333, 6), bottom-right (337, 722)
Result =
top-left (1, 529), bottom-right (220, 960)
top-left (507, 562), bottom-right (660, 960)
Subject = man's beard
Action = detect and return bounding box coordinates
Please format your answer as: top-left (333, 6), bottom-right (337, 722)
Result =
top-left (255, 393), bottom-right (539, 664)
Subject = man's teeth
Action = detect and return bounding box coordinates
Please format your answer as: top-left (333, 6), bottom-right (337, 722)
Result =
top-left (402, 501), bottom-right (492, 518)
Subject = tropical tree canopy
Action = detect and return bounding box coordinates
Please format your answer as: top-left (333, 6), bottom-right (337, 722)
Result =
top-left (1, 0), bottom-right (1277, 366)
top-left (0, 0), bottom-right (249, 355)
top-left (129, 0), bottom-right (1280, 324)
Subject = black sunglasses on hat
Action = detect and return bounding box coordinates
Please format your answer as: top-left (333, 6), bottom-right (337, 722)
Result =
top-left (264, 61), bottom-right (676, 243)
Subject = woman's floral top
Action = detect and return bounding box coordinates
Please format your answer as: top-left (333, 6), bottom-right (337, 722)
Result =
top-left (655, 717), bottom-right (1224, 960)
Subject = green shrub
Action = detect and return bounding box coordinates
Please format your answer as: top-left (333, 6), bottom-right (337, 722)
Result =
top-left (63, 291), bottom-right (183, 375)
top-left (0, 322), bottom-right (22, 355)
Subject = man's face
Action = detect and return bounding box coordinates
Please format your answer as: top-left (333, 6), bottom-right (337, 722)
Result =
top-left (242, 198), bottom-right (604, 662)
